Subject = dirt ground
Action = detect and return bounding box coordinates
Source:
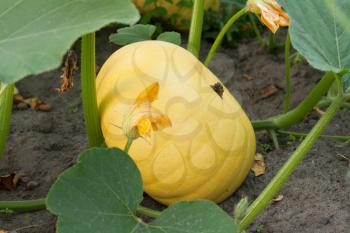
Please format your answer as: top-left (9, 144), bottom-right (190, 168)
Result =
top-left (0, 28), bottom-right (349, 233)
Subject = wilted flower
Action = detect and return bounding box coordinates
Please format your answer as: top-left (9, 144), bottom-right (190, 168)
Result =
top-left (247, 0), bottom-right (290, 33)
top-left (122, 82), bottom-right (172, 139)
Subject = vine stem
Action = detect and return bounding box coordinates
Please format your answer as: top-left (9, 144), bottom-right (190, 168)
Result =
top-left (240, 74), bottom-right (343, 230)
top-left (283, 31), bottom-right (291, 113)
top-left (0, 198), bottom-right (46, 212)
top-left (204, 7), bottom-right (248, 66)
top-left (278, 130), bottom-right (350, 142)
top-left (252, 71), bottom-right (340, 130)
top-left (0, 83), bottom-right (14, 159)
top-left (81, 33), bottom-right (104, 147)
top-left (136, 206), bottom-right (161, 218)
top-left (0, 198), bottom-right (161, 219)
top-left (187, 0), bottom-right (204, 57)
top-left (318, 98), bottom-right (350, 109)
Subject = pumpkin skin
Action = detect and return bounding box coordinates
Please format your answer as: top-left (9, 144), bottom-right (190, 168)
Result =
top-left (133, 0), bottom-right (220, 30)
top-left (96, 41), bottom-right (256, 205)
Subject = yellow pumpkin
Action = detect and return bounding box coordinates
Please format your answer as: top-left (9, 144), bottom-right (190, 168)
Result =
top-left (96, 41), bottom-right (256, 205)
top-left (133, 0), bottom-right (220, 30)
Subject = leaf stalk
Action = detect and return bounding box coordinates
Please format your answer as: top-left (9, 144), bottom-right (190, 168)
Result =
top-left (0, 83), bottom-right (14, 159)
top-left (81, 33), bottom-right (104, 147)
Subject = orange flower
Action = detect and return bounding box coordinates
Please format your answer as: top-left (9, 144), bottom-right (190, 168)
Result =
top-left (247, 0), bottom-right (290, 33)
top-left (123, 82), bottom-right (172, 139)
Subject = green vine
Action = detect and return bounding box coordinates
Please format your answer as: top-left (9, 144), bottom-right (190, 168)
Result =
top-left (204, 8), bottom-right (248, 66)
top-left (252, 71), bottom-right (342, 130)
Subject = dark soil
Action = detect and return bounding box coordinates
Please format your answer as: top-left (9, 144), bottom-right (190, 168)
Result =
top-left (0, 28), bottom-right (349, 233)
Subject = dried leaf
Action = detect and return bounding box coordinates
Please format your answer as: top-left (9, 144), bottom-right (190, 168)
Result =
top-left (21, 97), bottom-right (52, 112)
top-left (23, 97), bottom-right (41, 109)
top-left (259, 83), bottom-right (278, 99)
top-left (243, 74), bottom-right (254, 81)
top-left (0, 229), bottom-right (9, 233)
top-left (251, 153), bottom-right (265, 176)
top-left (272, 194), bottom-right (284, 203)
top-left (0, 172), bottom-right (23, 191)
top-left (13, 93), bottom-right (24, 104)
top-left (37, 103), bottom-right (52, 112)
top-left (57, 50), bottom-right (78, 93)
top-left (13, 87), bottom-right (24, 104)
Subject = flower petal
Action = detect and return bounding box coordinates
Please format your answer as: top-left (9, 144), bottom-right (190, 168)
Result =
top-left (150, 113), bottom-right (172, 131)
top-left (136, 117), bottom-right (152, 137)
top-left (135, 82), bottom-right (159, 105)
top-left (260, 10), bottom-right (279, 33)
top-left (247, 0), bottom-right (289, 33)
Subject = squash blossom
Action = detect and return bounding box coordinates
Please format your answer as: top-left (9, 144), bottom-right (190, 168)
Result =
top-left (122, 82), bottom-right (172, 139)
top-left (247, 0), bottom-right (290, 33)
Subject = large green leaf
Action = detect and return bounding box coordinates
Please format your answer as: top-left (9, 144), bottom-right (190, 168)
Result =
top-left (109, 24), bottom-right (157, 45)
top-left (156, 32), bottom-right (181, 45)
top-left (109, 24), bottom-right (181, 45)
top-left (277, 0), bottom-right (350, 73)
top-left (0, 0), bottom-right (139, 84)
top-left (47, 148), bottom-right (239, 233)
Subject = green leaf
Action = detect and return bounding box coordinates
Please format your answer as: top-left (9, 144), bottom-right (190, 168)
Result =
top-left (0, 0), bottom-right (139, 84)
top-left (47, 148), bottom-right (239, 233)
top-left (139, 7), bottom-right (168, 24)
top-left (277, 0), bottom-right (350, 73)
top-left (157, 32), bottom-right (181, 45)
top-left (109, 24), bottom-right (157, 45)
top-left (144, 0), bottom-right (158, 7)
top-left (176, 0), bottom-right (193, 8)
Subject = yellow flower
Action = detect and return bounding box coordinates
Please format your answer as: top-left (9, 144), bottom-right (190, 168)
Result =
top-left (123, 82), bottom-right (172, 139)
top-left (247, 0), bottom-right (290, 33)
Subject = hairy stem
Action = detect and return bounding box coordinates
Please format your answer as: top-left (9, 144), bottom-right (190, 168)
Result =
top-left (278, 130), bottom-right (350, 142)
top-left (81, 33), bottom-right (103, 147)
top-left (240, 73), bottom-right (343, 230)
top-left (0, 83), bottom-right (14, 159)
top-left (187, 0), bottom-right (204, 57)
top-left (0, 199), bottom-right (46, 212)
top-left (283, 31), bottom-right (291, 113)
top-left (318, 99), bottom-right (350, 109)
top-left (136, 206), bottom-right (161, 218)
top-left (0, 198), bottom-right (162, 219)
top-left (204, 8), bottom-right (248, 66)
